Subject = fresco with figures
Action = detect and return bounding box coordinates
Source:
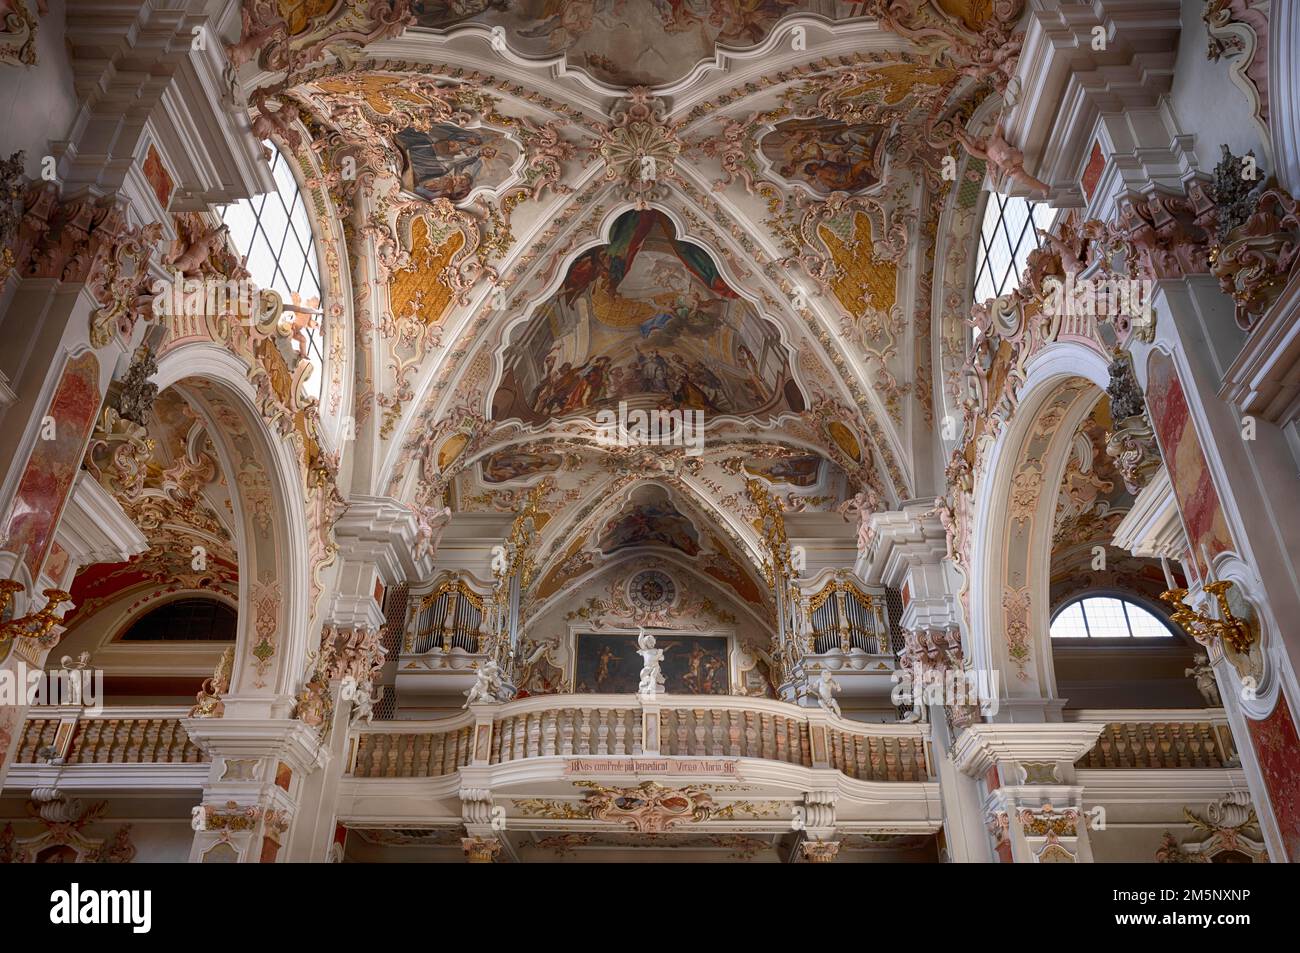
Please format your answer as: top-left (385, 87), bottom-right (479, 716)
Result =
top-left (412, 1), bottom-right (863, 88)
top-left (574, 633), bottom-right (730, 694)
top-left (395, 123), bottom-right (517, 203)
top-left (759, 118), bottom-right (886, 195)
top-left (492, 210), bottom-right (802, 425)
top-left (597, 495), bottom-right (702, 557)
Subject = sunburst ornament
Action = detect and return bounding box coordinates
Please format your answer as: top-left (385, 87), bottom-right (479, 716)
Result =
top-left (599, 88), bottom-right (681, 209)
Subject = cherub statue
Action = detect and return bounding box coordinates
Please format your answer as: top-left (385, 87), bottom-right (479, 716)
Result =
top-left (464, 659), bottom-right (503, 708)
top-left (636, 627), bottom-right (665, 699)
top-left (165, 223), bottom-right (230, 278)
top-left (279, 301), bottom-right (322, 361)
top-left (410, 503), bottom-right (453, 562)
top-left (953, 120), bottom-right (1050, 196)
top-left (836, 488), bottom-right (881, 555)
top-left (59, 651), bottom-right (92, 670)
top-left (1185, 653), bottom-right (1221, 707)
top-left (816, 671), bottom-right (841, 718)
top-left (349, 684), bottom-right (384, 727)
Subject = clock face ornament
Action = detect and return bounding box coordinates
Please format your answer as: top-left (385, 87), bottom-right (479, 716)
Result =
top-left (628, 569), bottom-right (676, 613)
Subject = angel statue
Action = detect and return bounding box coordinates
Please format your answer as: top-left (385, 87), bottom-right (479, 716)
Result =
top-left (350, 685), bottom-right (384, 727)
top-left (1185, 653), bottom-right (1222, 707)
top-left (816, 670), bottom-right (841, 718)
top-left (636, 627), bottom-right (666, 700)
top-left (463, 659), bottom-right (504, 708)
top-left (411, 502), bottom-right (453, 562)
top-left (837, 488), bottom-right (881, 556)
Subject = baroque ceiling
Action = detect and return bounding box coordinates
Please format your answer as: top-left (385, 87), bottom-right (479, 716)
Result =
top-left (208, 0), bottom-right (1026, 612)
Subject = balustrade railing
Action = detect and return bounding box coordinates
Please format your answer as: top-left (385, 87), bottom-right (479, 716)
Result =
top-left (1067, 709), bottom-right (1238, 769)
top-left (347, 694), bottom-right (931, 782)
top-left (14, 707), bottom-right (207, 765)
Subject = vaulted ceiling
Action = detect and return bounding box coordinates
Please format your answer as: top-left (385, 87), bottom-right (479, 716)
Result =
top-left (225, 1), bottom-right (1022, 609)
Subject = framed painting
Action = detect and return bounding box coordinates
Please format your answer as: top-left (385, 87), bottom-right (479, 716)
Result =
top-left (572, 632), bottom-right (730, 695)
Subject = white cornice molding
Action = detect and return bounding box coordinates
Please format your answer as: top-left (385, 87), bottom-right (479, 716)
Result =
top-left (1005, 0), bottom-right (1182, 205)
top-left (1110, 465), bottom-right (1188, 560)
top-left (1219, 270), bottom-right (1300, 425)
top-left (334, 495), bottom-right (432, 585)
top-left (860, 500), bottom-right (947, 587)
top-left (951, 722), bottom-right (1106, 778)
top-left (4, 762), bottom-right (212, 792)
top-left (181, 716), bottom-right (327, 774)
top-left (55, 472), bottom-right (150, 571)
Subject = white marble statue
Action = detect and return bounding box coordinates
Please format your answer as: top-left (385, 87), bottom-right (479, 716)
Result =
top-left (1185, 653), bottom-right (1222, 707)
top-left (464, 659), bottom-right (504, 708)
top-left (411, 503), bottom-right (453, 562)
top-left (349, 684), bottom-right (383, 727)
top-left (816, 671), bottom-right (841, 718)
top-left (636, 627), bottom-right (666, 699)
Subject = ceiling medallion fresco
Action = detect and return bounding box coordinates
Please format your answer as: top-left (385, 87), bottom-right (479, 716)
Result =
top-left (491, 209), bottom-right (805, 426)
top-left (219, 0), bottom-right (1045, 605)
top-left (597, 487), bottom-right (701, 557)
top-left (395, 123), bottom-right (519, 203)
top-left (758, 117), bottom-right (887, 197)
top-left (411, 1), bottom-right (865, 88)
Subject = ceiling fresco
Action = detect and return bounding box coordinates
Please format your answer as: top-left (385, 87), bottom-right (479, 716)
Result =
top-left (410, 1), bottom-right (865, 88)
top-left (69, 388), bottom-right (239, 631)
top-left (758, 117), bottom-right (887, 197)
top-left (491, 209), bottom-right (804, 426)
top-left (216, 0), bottom-right (1028, 623)
top-left (1047, 397), bottom-right (1179, 614)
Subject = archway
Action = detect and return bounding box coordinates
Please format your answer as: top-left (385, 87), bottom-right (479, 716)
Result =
top-left (966, 343), bottom-right (1110, 714)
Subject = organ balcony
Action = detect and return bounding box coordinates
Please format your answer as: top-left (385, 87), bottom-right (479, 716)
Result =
top-left (797, 575), bottom-right (900, 701)
top-left (395, 577), bottom-right (495, 707)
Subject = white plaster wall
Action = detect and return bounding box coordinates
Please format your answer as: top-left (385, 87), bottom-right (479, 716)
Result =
top-left (0, 1), bottom-right (80, 179)
top-left (1169, 0), bottom-right (1269, 171)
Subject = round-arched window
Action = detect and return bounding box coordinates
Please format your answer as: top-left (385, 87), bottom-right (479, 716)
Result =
top-left (973, 192), bottom-right (1054, 305)
top-left (219, 141), bottom-right (325, 399)
top-left (118, 598), bottom-right (237, 642)
top-left (1050, 595), bottom-right (1176, 640)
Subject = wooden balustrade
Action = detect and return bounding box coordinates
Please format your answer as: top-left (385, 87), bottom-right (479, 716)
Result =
top-left (1068, 710), bottom-right (1238, 769)
top-left (350, 725), bottom-right (474, 779)
top-left (14, 709), bottom-right (207, 765)
top-left (347, 694), bottom-right (932, 782)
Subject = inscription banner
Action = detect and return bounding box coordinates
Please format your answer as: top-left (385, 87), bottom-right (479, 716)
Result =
top-left (563, 758), bottom-right (738, 777)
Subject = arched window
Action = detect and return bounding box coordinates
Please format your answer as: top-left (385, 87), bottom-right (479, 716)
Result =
top-left (219, 141), bottom-right (325, 399)
top-left (1050, 595), bottom-right (1176, 640)
top-left (973, 192), bottom-right (1054, 304)
top-left (118, 598), bottom-right (237, 642)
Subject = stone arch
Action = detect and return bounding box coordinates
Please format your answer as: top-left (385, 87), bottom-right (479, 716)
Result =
top-left (965, 342), bottom-right (1110, 713)
top-left (153, 343), bottom-right (313, 711)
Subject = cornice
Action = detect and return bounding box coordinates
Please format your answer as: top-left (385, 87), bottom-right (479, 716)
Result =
top-left (951, 721), bottom-right (1106, 777)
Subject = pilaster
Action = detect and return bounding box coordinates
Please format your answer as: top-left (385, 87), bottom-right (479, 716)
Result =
top-left (952, 722), bottom-right (1105, 863)
top-left (182, 716), bottom-right (328, 863)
